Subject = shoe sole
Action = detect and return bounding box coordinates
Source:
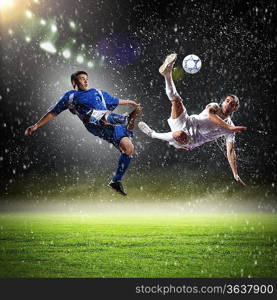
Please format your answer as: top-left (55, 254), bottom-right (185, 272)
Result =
top-left (138, 122), bottom-right (153, 136)
top-left (107, 184), bottom-right (127, 196)
top-left (159, 53), bottom-right (177, 75)
top-left (127, 107), bottom-right (142, 131)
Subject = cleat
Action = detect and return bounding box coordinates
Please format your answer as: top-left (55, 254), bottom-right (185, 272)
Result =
top-left (107, 180), bottom-right (127, 196)
top-left (127, 105), bottom-right (142, 131)
top-left (159, 53), bottom-right (177, 75)
top-left (138, 121), bottom-right (154, 137)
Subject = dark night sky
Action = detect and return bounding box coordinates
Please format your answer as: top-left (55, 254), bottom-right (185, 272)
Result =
top-left (0, 0), bottom-right (276, 195)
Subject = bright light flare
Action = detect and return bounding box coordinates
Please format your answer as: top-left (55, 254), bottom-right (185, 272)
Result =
top-left (0, 0), bottom-right (14, 9)
top-left (0, 0), bottom-right (29, 23)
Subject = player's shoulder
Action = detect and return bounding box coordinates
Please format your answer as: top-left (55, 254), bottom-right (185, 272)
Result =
top-left (60, 89), bottom-right (76, 100)
top-left (99, 89), bottom-right (115, 100)
top-left (206, 102), bottom-right (220, 109)
top-left (87, 88), bottom-right (101, 96)
top-left (205, 102), bottom-right (220, 113)
top-left (98, 89), bottom-right (109, 95)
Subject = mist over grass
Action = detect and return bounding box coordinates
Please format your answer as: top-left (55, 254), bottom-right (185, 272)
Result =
top-left (1, 167), bottom-right (276, 213)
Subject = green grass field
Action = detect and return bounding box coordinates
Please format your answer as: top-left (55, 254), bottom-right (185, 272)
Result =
top-left (0, 212), bottom-right (276, 278)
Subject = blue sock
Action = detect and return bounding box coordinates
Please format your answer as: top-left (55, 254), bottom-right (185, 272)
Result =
top-left (113, 153), bottom-right (132, 182)
top-left (107, 113), bottom-right (127, 125)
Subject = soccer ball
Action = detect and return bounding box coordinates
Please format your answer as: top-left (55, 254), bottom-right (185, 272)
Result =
top-left (182, 54), bottom-right (202, 74)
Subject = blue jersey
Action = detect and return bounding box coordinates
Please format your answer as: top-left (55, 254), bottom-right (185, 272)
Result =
top-left (47, 88), bottom-right (131, 148)
top-left (48, 88), bottom-right (119, 119)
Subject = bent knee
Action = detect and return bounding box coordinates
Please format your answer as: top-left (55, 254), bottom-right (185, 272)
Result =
top-left (173, 130), bottom-right (189, 144)
top-left (124, 144), bottom-right (134, 156)
top-left (120, 138), bottom-right (134, 156)
top-left (171, 95), bottom-right (183, 103)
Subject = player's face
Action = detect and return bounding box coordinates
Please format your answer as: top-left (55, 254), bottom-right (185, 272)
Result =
top-left (222, 96), bottom-right (238, 115)
top-left (75, 74), bottom-right (89, 91)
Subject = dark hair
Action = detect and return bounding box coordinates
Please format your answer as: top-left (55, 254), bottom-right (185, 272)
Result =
top-left (71, 71), bottom-right (88, 84)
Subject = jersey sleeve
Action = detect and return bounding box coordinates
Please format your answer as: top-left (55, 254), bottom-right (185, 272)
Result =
top-left (205, 102), bottom-right (220, 113)
top-left (101, 90), bottom-right (119, 110)
top-left (225, 118), bottom-right (235, 143)
top-left (47, 91), bottom-right (73, 115)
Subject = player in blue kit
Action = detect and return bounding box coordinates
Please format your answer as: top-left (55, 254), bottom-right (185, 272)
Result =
top-left (25, 71), bottom-right (141, 196)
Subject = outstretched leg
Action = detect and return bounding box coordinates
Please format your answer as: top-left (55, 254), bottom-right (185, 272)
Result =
top-left (105, 112), bottom-right (127, 125)
top-left (138, 122), bottom-right (190, 146)
top-left (104, 105), bottom-right (141, 129)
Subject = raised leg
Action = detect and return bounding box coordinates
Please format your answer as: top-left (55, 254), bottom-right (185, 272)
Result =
top-left (159, 53), bottom-right (187, 119)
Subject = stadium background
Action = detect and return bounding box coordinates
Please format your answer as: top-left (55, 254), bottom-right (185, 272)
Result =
top-left (0, 0), bottom-right (276, 204)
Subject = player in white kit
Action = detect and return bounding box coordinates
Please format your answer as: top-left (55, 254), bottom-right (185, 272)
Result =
top-left (138, 54), bottom-right (247, 186)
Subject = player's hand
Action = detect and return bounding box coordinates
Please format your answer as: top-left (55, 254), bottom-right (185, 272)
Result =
top-left (234, 174), bottom-right (247, 187)
top-left (181, 144), bottom-right (190, 150)
top-left (24, 124), bottom-right (38, 136)
top-left (128, 100), bottom-right (140, 108)
top-left (180, 144), bottom-right (190, 151)
top-left (135, 104), bottom-right (142, 113)
top-left (229, 126), bottom-right (247, 132)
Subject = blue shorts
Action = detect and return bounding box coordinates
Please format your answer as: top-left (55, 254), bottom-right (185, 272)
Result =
top-left (84, 123), bottom-right (133, 149)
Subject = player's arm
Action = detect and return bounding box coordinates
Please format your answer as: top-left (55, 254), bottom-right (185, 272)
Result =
top-left (25, 91), bottom-right (71, 136)
top-left (119, 99), bottom-right (140, 108)
top-left (207, 105), bottom-right (247, 132)
top-left (226, 141), bottom-right (246, 187)
top-left (24, 112), bottom-right (57, 136)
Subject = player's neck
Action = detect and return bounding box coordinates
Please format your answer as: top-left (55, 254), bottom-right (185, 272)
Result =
top-left (76, 88), bottom-right (89, 92)
top-left (220, 108), bottom-right (231, 119)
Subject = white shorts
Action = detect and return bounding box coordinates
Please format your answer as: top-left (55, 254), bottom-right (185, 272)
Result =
top-left (167, 111), bottom-right (189, 132)
top-left (167, 112), bottom-right (191, 149)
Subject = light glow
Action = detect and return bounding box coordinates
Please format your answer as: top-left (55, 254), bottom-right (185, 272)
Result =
top-left (62, 49), bottom-right (71, 59)
top-left (69, 21), bottom-right (76, 29)
top-left (25, 10), bottom-right (33, 18)
top-left (40, 41), bottom-right (57, 54)
top-left (0, 0), bottom-right (30, 23)
top-left (0, 0), bottom-right (14, 9)
top-left (76, 55), bottom-right (84, 64)
top-left (51, 24), bottom-right (57, 33)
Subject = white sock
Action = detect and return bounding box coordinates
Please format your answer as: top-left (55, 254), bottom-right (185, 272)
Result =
top-left (151, 131), bottom-right (175, 143)
top-left (165, 74), bottom-right (179, 100)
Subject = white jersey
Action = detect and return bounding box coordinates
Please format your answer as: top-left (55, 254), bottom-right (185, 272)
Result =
top-left (167, 102), bottom-right (235, 150)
